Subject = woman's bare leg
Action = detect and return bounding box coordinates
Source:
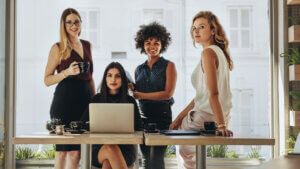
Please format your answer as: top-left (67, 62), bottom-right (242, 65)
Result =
top-left (54, 151), bottom-right (67, 169)
top-left (102, 159), bottom-right (112, 169)
top-left (98, 145), bottom-right (128, 169)
top-left (65, 150), bottom-right (80, 169)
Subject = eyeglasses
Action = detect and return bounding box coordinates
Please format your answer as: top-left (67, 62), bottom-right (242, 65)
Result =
top-left (65, 20), bottom-right (81, 27)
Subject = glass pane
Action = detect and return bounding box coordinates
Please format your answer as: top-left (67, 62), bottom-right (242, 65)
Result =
top-left (229, 9), bottom-right (238, 28)
top-left (80, 11), bottom-right (87, 29)
top-left (80, 32), bottom-right (87, 40)
top-left (89, 31), bottom-right (98, 47)
top-left (89, 11), bottom-right (98, 29)
top-left (241, 30), bottom-right (250, 48)
top-left (241, 9), bottom-right (250, 27)
top-left (0, 0), bottom-right (5, 167)
top-left (144, 9), bottom-right (163, 24)
top-left (230, 30), bottom-right (238, 48)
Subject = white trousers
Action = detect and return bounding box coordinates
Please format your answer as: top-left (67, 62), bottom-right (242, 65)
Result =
top-left (178, 110), bottom-right (229, 169)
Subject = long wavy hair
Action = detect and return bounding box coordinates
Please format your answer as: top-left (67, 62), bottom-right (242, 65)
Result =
top-left (59, 8), bottom-right (82, 60)
top-left (98, 62), bottom-right (129, 103)
top-left (190, 11), bottom-right (233, 71)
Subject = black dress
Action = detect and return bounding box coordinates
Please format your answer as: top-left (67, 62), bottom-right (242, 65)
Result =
top-left (80, 93), bottom-right (142, 168)
top-left (50, 39), bottom-right (93, 151)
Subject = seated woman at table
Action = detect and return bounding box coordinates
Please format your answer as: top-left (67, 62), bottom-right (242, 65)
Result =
top-left (169, 11), bottom-right (233, 169)
top-left (81, 62), bottom-right (142, 169)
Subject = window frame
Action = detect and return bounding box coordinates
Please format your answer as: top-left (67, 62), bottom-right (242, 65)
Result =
top-left (78, 7), bottom-right (101, 53)
top-left (5, 1), bottom-right (287, 169)
top-left (227, 6), bottom-right (253, 53)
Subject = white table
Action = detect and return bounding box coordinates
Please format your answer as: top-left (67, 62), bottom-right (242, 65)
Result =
top-left (144, 133), bottom-right (275, 169)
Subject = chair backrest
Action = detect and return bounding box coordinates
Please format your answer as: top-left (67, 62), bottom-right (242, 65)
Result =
top-left (294, 132), bottom-right (300, 154)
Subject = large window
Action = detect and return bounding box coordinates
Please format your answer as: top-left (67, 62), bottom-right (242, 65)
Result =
top-left (16, 0), bottom-right (272, 165)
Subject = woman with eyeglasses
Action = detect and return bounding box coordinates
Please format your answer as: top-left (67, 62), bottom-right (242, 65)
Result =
top-left (44, 8), bottom-right (95, 169)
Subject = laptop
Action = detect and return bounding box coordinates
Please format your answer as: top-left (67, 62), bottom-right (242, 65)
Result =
top-left (89, 103), bottom-right (134, 133)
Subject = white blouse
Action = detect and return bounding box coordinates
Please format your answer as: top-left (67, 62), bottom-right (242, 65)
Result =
top-left (191, 45), bottom-right (232, 118)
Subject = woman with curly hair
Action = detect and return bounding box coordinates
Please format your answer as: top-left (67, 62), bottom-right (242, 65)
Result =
top-left (170, 11), bottom-right (233, 169)
top-left (132, 22), bottom-right (177, 169)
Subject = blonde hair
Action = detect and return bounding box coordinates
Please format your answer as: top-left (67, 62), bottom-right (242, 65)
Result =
top-left (59, 8), bottom-right (82, 60)
top-left (190, 11), bottom-right (233, 71)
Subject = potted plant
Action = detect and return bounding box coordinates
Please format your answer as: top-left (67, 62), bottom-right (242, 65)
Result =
top-left (16, 145), bottom-right (55, 169)
top-left (280, 48), bottom-right (300, 81)
top-left (289, 91), bottom-right (300, 126)
top-left (206, 145), bottom-right (265, 169)
top-left (287, 136), bottom-right (296, 153)
top-left (288, 16), bottom-right (300, 42)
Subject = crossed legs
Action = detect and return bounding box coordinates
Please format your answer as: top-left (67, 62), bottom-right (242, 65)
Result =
top-left (98, 144), bottom-right (128, 169)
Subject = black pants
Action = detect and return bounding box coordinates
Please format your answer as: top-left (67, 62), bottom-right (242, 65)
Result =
top-left (139, 102), bottom-right (172, 169)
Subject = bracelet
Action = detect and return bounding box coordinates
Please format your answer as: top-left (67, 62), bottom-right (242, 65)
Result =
top-left (217, 123), bottom-right (226, 128)
top-left (61, 71), bottom-right (66, 78)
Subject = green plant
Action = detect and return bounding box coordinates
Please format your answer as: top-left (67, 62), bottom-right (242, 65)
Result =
top-left (207, 145), bottom-right (239, 158)
top-left (280, 48), bottom-right (300, 66)
top-left (15, 145), bottom-right (38, 160)
top-left (207, 145), bottom-right (227, 158)
top-left (164, 145), bottom-right (176, 158)
top-left (289, 16), bottom-right (300, 25)
top-left (287, 136), bottom-right (296, 153)
top-left (41, 145), bottom-right (56, 159)
top-left (290, 91), bottom-right (300, 110)
top-left (225, 151), bottom-right (239, 159)
top-left (247, 146), bottom-right (261, 159)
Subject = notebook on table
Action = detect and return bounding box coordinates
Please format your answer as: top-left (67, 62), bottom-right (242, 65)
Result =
top-left (160, 130), bottom-right (202, 136)
top-left (89, 103), bottom-right (134, 133)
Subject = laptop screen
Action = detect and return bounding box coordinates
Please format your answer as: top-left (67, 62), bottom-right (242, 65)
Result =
top-left (89, 103), bottom-right (134, 133)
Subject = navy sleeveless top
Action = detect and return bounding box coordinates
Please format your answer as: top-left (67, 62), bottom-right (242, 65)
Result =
top-left (135, 57), bottom-right (174, 105)
top-left (56, 39), bottom-right (93, 81)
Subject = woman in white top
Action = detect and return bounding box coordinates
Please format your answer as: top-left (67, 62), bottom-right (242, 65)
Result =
top-left (169, 11), bottom-right (233, 169)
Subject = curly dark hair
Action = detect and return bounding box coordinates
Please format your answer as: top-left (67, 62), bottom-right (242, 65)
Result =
top-left (135, 22), bottom-right (171, 54)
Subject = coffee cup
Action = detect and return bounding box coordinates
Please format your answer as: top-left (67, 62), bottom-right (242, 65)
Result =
top-left (55, 125), bottom-right (65, 135)
top-left (69, 121), bottom-right (84, 131)
top-left (77, 61), bottom-right (90, 73)
top-left (147, 123), bottom-right (157, 131)
top-left (204, 121), bottom-right (217, 131)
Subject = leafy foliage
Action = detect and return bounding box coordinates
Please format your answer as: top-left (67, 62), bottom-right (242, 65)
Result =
top-left (207, 145), bottom-right (228, 158)
top-left (289, 16), bottom-right (300, 25)
top-left (15, 145), bottom-right (56, 160)
top-left (207, 145), bottom-right (239, 158)
top-left (15, 146), bottom-right (38, 160)
top-left (290, 91), bottom-right (300, 110)
top-left (287, 136), bottom-right (296, 153)
top-left (40, 145), bottom-right (56, 159)
top-left (247, 146), bottom-right (261, 159)
top-left (280, 48), bottom-right (300, 66)
top-left (164, 145), bottom-right (176, 158)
